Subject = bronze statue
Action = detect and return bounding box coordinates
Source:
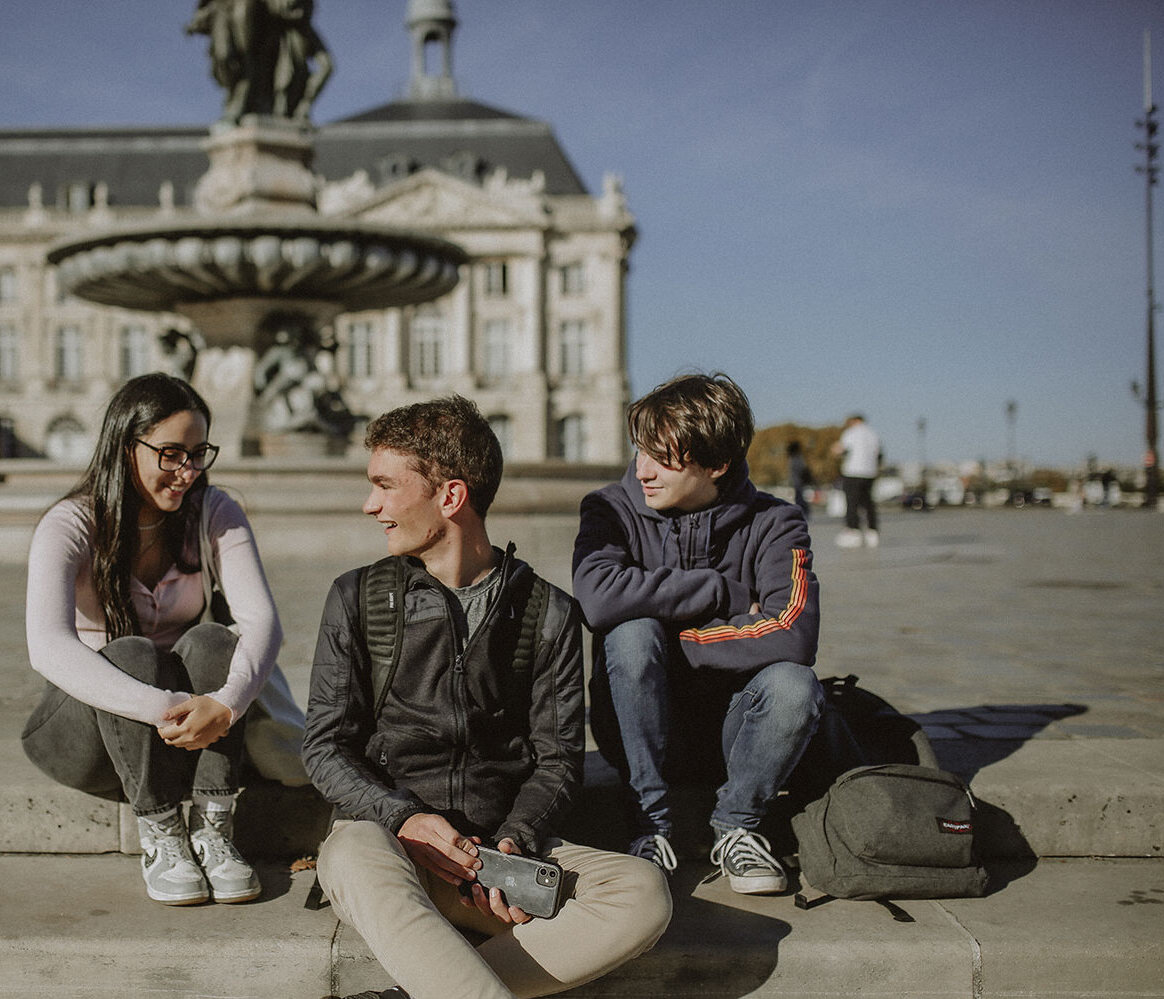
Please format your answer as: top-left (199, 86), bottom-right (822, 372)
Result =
top-left (187, 0), bottom-right (332, 125)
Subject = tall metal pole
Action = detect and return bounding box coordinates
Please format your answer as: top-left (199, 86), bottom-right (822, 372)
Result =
top-left (1136, 31), bottom-right (1160, 507)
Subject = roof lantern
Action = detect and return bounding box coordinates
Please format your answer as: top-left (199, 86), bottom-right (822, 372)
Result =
top-left (407, 0), bottom-right (458, 100)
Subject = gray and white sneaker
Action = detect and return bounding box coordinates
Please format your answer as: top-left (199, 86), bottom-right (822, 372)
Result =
top-left (709, 828), bottom-right (787, 895)
top-left (138, 811), bottom-right (209, 905)
top-left (628, 831), bottom-right (678, 874)
top-left (189, 805), bottom-right (261, 903)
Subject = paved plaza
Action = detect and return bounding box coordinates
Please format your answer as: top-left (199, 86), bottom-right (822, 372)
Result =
top-left (2, 493), bottom-right (1162, 998)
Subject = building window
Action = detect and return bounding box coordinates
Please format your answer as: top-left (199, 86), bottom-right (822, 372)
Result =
top-left (54, 326), bottom-right (83, 382)
top-left (0, 324), bottom-right (19, 382)
top-left (556, 414), bottom-right (587, 462)
top-left (560, 262), bottom-right (585, 296)
top-left (560, 320), bottom-right (589, 378)
top-left (66, 182), bottom-right (92, 214)
top-left (0, 416), bottom-right (15, 459)
top-left (482, 262), bottom-right (508, 297)
top-left (45, 414), bottom-right (90, 463)
top-left (443, 150), bottom-right (483, 182)
top-left (0, 267), bottom-right (15, 303)
top-left (377, 154), bottom-right (415, 183)
top-left (481, 319), bottom-right (511, 379)
top-left (488, 414), bottom-right (512, 459)
top-left (119, 325), bottom-right (152, 379)
top-left (410, 307), bottom-right (446, 379)
top-left (347, 320), bottom-right (375, 378)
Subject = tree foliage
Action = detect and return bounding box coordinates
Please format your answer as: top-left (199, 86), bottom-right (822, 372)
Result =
top-left (747, 422), bottom-right (844, 489)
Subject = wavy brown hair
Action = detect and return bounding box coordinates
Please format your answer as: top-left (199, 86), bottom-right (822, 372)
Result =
top-left (66, 374), bottom-right (212, 640)
top-left (627, 371), bottom-right (755, 476)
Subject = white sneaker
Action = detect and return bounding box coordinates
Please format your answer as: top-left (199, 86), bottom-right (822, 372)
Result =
top-left (863, 529), bottom-right (880, 547)
top-left (628, 831), bottom-right (678, 874)
top-left (189, 805), bottom-right (262, 903)
top-left (709, 828), bottom-right (787, 894)
top-left (835, 529), bottom-right (862, 548)
top-left (138, 811), bottom-right (209, 905)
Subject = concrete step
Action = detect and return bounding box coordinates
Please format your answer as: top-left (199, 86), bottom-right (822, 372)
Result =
top-left (4, 739), bottom-right (1161, 860)
top-left (3, 853), bottom-right (1161, 999)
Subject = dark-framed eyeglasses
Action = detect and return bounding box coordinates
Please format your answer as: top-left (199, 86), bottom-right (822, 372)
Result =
top-left (134, 439), bottom-right (220, 472)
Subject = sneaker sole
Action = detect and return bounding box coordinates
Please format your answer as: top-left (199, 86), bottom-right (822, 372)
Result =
top-left (210, 884), bottom-right (262, 903)
top-left (727, 874), bottom-right (788, 895)
top-left (146, 886), bottom-right (210, 905)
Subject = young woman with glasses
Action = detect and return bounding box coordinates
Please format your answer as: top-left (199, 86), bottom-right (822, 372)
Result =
top-left (22, 373), bottom-right (283, 905)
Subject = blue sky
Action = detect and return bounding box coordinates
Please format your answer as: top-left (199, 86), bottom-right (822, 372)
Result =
top-left (3, 1), bottom-right (1163, 469)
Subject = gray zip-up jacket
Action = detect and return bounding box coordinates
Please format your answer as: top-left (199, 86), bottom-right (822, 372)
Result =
top-left (302, 546), bottom-right (584, 855)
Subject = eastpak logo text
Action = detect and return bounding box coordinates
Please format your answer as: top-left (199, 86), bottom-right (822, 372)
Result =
top-left (937, 817), bottom-right (972, 834)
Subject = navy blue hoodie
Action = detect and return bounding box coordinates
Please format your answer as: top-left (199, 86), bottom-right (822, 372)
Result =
top-left (572, 460), bottom-right (819, 672)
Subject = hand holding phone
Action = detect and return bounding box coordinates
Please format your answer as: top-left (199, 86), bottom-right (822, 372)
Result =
top-left (469, 845), bottom-right (564, 919)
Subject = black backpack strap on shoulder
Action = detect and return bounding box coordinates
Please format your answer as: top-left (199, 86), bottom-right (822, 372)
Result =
top-left (513, 573), bottom-right (551, 679)
top-left (360, 556), bottom-right (407, 715)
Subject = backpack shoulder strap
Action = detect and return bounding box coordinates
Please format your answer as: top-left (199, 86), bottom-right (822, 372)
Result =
top-left (512, 573), bottom-right (551, 679)
top-left (360, 556), bottom-right (407, 714)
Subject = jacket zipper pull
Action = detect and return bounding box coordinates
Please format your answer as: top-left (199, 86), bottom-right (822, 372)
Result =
top-left (454, 653), bottom-right (464, 674)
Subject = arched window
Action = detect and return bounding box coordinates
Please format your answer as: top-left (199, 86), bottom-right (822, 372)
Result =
top-left (556, 414), bottom-right (587, 463)
top-left (45, 414), bottom-right (90, 463)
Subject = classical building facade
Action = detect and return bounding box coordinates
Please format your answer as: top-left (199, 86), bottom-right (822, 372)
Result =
top-left (0, 1), bottom-right (634, 464)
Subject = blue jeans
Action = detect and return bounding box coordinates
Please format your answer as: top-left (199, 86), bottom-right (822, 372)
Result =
top-left (600, 618), bottom-right (823, 837)
top-left (21, 622), bottom-right (244, 816)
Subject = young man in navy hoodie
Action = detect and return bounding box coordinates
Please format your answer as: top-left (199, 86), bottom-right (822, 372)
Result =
top-left (572, 373), bottom-right (823, 894)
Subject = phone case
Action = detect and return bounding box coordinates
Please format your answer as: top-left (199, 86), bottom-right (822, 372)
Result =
top-left (472, 846), bottom-right (564, 918)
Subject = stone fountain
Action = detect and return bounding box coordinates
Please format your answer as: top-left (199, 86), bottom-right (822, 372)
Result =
top-left (46, 2), bottom-right (466, 457)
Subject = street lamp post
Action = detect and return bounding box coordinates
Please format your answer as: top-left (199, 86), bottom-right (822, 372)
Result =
top-left (1005, 399), bottom-right (1018, 484)
top-left (1135, 31), bottom-right (1160, 507)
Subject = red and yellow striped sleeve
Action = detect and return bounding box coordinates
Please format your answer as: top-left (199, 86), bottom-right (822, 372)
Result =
top-left (678, 548), bottom-right (810, 646)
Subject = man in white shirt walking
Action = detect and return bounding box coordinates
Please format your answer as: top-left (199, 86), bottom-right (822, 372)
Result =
top-left (831, 414), bottom-right (882, 548)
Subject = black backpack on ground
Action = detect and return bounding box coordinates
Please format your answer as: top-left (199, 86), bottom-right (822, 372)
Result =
top-left (790, 675), bottom-right (989, 917)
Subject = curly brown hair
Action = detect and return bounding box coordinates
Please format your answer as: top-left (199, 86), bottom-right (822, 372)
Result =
top-left (364, 395), bottom-right (503, 518)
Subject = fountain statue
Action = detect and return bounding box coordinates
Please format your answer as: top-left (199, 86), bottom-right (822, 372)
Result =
top-left (47, 2), bottom-right (466, 457)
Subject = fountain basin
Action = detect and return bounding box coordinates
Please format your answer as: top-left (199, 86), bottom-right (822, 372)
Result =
top-left (47, 219), bottom-right (467, 346)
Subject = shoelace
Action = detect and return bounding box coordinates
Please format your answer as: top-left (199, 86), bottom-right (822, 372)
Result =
top-left (709, 829), bottom-right (780, 877)
top-left (142, 814), bottom-right (195, 864)
top-left (629, 832), bottom-right (678, 873)
top-left (199, 813), bottom-right (247, 862)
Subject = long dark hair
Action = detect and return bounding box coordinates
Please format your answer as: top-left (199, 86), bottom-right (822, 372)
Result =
top-left (67, 373), bottom-right (212, 640)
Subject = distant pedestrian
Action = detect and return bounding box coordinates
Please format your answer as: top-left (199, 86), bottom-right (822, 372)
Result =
top-left (786, 440), bottom-right (813, 519)
top-left (830, 414), bottom-right (882, 548)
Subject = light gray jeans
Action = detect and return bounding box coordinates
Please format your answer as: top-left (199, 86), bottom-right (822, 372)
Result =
top-left (317, 820), bottom-right (672, 999)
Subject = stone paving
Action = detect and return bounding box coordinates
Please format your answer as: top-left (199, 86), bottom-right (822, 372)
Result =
top-left (3, 497), bottom-right (1163, 998)
top-left (5, 502), bottom-right (1163, 751)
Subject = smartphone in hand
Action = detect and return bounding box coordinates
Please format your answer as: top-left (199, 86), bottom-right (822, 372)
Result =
top-left (470, 845), bottom-right (564, 918)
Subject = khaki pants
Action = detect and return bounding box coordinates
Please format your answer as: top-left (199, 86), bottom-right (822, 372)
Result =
top-left (318, 821), bottom-right (672, 999)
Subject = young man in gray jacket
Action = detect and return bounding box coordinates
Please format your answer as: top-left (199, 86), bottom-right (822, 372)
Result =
top-left (304, 396), bottom-right (670, 999)
top-left (572, 373), bottom-right (823, 894)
